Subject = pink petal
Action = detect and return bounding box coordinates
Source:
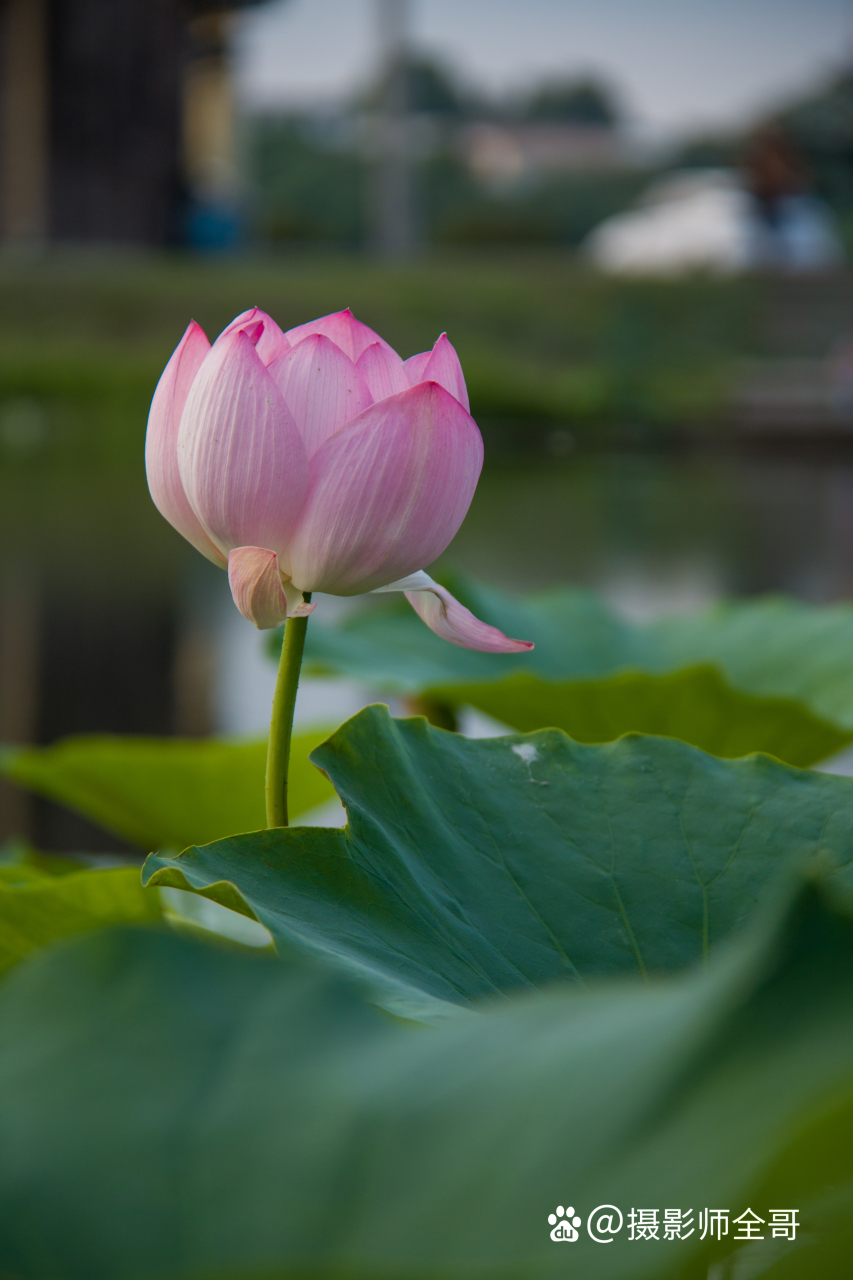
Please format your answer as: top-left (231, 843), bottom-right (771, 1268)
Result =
top-left (403, 351), bottom-right (431, 384)
top-left (177, 330), bottom-right (308, 565)
top-left (286, 381), bottom-right (483, 595)
top-left (405, 580), bottom-right (534, 653)
top-left (268, 333), bottom-right (373, 458)
top-left (356, 342), bottom-right (410, 401)
top-left (415, 333), bottom-right (469, 411)
top-left (145, 321), bottom-right (226, 567)
top-left (216, 308), bottom-right (291, 366)
top-left (284, 308), bottom-right (395, 363)
top-left (227, 547), bottom-right (315, 630)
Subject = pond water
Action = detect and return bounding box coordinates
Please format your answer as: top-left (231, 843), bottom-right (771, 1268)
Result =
top-left (3, 440), bottom-right (853, 846)
top-left (457, 447), bottom-right (853, 605)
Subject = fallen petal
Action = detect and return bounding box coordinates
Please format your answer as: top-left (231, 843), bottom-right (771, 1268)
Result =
top-left (398, 573), bottom-right (533, 653)
top-left (228, 547), bottom-right (315, 630)
top-left (215, 308), bottom-right (291, 366)
top-left (356, 342), bottom-right (410, 401)
top-left (178, 330), bottom-right (308, 565)
top-left (287, 382), bottom-right (483, 595)
top-left (145, 320), bottom-right (226, 566)
top-left (284, 308), bottom-right (395, 363)
top-left (269, 333), bottom-right (373, 457)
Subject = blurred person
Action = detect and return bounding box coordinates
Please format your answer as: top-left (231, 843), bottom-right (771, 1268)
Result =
top-left (741, 123), bottom-right (842, 269)
top-left (585, 154), bottom-right (842, 277)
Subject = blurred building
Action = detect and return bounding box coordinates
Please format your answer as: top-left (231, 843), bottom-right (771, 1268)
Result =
top-left (461, 122), bottom-right (630, 188)
top-left (459, 75), bottom-right (630, 189)
top-left (0, 0), bottom-right (266, 247)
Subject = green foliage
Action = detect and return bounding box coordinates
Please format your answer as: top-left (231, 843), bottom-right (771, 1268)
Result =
top-left (0, 731), bottom-right (337, 853)
top-left (1, 876), bottom-right (853, 1278)
top-left (358, 54), bottom-right (470, 115)
top-left (301, 580), bottom-right (853, 764)
top-left (430, 667), bottom-right (850, 765)
top-left (250, 118), bottom-right (365, 244)
top-left (647, 596), bottom-right (853, 729)
top-left (430, 167), bottom-right (652, 250)
top-left (0, 862), bottom-right (161, 975)
top-left (0, 253), bottom-right (760, 485)
top-left (248, 108), bottom-right (645, 250)
top-left (780, 68), bottom-right (853, 216)
top-left (521, 75), bottom-right (621, 125)
top-left (144, 706), bottom-right (853, 1023)
top-left (0, 605), bottom-right (851, 1273)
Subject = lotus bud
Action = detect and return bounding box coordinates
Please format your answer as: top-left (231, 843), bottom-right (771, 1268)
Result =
top-left (146, 308), bottom-right (533, 653)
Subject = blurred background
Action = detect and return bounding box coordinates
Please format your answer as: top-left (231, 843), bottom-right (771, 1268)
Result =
top-left (2, 0), bottom-right (853, 851)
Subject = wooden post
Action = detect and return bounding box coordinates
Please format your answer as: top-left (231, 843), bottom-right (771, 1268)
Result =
top-left (0, 0), bottom-right (49, 242)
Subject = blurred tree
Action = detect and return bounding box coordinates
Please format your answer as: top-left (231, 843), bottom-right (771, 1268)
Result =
top-left (359, 54), bottom-right (472, 117)
top-left (429, 167), bottom-right (651, 247)
top-left (407, 58), bottom-right (471, 116)
top-left (250, 117), bottom-right (364, 244)
top-left (668, 135), bottom-right (740, 169)
top-left (520, 77), bottom-right (621, 126)
top-left (779, 68), bottom-right (853, 232)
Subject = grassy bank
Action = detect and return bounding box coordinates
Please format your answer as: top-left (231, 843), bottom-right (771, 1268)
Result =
top-left (0, 249), bottom-right (768, 456)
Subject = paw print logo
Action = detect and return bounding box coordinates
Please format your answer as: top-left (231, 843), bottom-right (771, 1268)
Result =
top-left (549, 1205), bottom-right (582, 1242)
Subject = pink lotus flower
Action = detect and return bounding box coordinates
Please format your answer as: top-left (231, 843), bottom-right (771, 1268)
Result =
top-left (146, 307), bottom-right (532, 653)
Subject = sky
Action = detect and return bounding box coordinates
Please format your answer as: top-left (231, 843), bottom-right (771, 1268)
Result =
top-left (234, 0), bottom-right (853, 137)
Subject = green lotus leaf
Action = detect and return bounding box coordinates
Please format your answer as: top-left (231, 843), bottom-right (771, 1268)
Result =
top-left (0, 730), bottom-right (337, 852)
top-left (648, 595), bottom-right (853, 730)
top-left (427, 666), bottom-right (851, 767)
top-left (1, 876), bottom-right (853, 1279)
top-left (144, 705), bottom-right (853, 1022)
top-left (298, 579), bottom-right (853, 765)
top-left (0, 864), bottom-right (161, 975)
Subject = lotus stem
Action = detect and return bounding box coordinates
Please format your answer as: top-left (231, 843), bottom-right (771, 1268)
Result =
top-left (265, 595), bottom-right (312, 827)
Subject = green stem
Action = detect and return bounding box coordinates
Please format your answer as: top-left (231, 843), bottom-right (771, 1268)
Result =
top-left (265, 594), bottom-right (312, 828)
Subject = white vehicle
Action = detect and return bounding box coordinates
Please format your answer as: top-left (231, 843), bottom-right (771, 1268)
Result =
top-left (585, 168), bottom-right (842, 275)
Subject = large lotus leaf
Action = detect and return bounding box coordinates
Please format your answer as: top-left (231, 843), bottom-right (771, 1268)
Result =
top-left (0, 730), bottom-right (337, 852)
top-left (144, 705), bottom-right (853, 1022)
top-left (427, 666), bottom-right (851, 767)
top-left (647, 596), bottom-right (853, 730)
top-left (301, 578), bottom-right (853, 751)
top-left (1, 879), bottom-right (853, 1280)
top-left (0, 865), bottom-right (161, 975)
